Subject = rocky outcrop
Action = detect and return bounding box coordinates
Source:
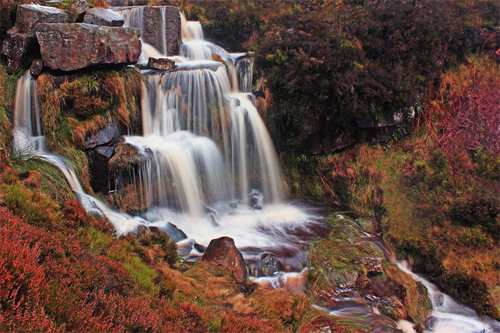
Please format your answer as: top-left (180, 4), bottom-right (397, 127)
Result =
top-left (357, 112), bottom-right (405, 129)
top-left (84, 8), bottom-right (125, 27)
top-left (36, 23), bottom-right (141, 71)
top-left (200, 237), bottom-right (247, 284)
top-left (1, 4), bottom-right (68, 70)
top-left (358, 257), bottom-right (384, 276)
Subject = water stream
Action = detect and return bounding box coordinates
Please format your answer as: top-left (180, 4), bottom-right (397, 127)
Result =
top-left (11, 7), bottom-right (500, 332)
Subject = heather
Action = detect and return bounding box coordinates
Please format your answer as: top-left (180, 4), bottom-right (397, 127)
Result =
top-left (0, 0), bottom-right (499, 331)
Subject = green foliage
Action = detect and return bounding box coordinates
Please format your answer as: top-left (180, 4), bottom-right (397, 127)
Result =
top-left (2, 181), bottom-right (62, 230)
top-left (123, 256), bottom-right (159, 294)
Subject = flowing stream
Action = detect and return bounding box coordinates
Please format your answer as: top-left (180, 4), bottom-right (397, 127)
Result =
top-left (11, 7), bottom-right (500, 332)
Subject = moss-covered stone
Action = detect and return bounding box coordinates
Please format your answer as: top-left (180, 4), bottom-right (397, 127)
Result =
top-left (308, 215), bottom-right (431, 326)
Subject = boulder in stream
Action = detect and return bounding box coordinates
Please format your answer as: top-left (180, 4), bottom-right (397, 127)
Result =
top-left (200, 236), bottom-right (247, 284)
top-left (36, 23), bottom-right (141, 71)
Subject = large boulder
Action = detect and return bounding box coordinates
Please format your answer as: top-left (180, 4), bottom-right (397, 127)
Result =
top-left (119, 6), bottom-right (181, 56)
top-left (12, 4), bottom-right (68, 36)
top-left (36, 23), bottom-right (141, 71)
top-left (1, 4), bottom-right (68, 70)
top-left (83, 8), bottom-right (124, 27)
top-left (200, 237), bottom-right (247, 284)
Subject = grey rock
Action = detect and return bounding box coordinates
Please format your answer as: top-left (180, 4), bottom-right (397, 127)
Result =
top-left (36, 23), bottom-right (141, 71)
top-left (84, 122), bottom-right (120, 149)
top-left (84, 8), bottom-right (125, 27)
top-left (1, 4), bottom-right (68, 70)
top-left (13, 4), bottom-right (68, 36)
top-left (72, 0), bottom-right (90, 15)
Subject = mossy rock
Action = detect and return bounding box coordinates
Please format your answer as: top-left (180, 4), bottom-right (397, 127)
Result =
top-left (109, 137), bottom-right (153, 175)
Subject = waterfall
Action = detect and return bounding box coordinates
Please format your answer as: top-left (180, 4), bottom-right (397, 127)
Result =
top-left (12, 73), bottom-right (147, 235)
top-left (119, 6), bottom-right (168, 62)
top-left (123, 14), bottom-right (284, 215)
top-left (13, 72), bottom-right (44, 152)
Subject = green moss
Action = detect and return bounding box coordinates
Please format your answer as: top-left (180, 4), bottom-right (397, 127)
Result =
top-left (2, 181), bottom-right (62, 230)
top-left (123, 256), bottom-right (158, 295)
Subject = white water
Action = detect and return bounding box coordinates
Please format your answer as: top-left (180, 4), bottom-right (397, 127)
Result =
top-left (124, 13), bottom-right (284, 218)
top-left (13, 11), bottom-right (312, 268)
top-left (398, 261), bottom-right (500, 333)
top-left (119, 6), bottom-right (168, 62)
top-left (12, 7), bottom-right (500, 333)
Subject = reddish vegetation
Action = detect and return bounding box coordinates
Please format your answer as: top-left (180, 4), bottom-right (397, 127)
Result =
top-left (316, 56), bottom-right (500, 319)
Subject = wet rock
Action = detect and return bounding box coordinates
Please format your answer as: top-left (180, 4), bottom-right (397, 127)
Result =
top-left (147, 57), bottom-right (176, 70)
top-left (85, 122), bottom-right (122, 192)
top-left (211, 52), bottom-right (225, 65)
top-left (124, 6), bottom-right (182, 56)
top-left (84, 122), bottom-right (120, 149)
top-left (109, 137), bottom-right (153, 174)
top-left (200, 237), bottom-right (247, 284)
top-left (1, 4), bottom-right (68, 70)
top-left (358, 257), bottom-right (384, 276)
top-left (193, 243), bottom-right (206, 254)
top-left (36, 23), bottom-right (141, 71)
top-left (164, 222), bottom-right (188, 242)
top-left (84, 8), bottom-right (125, 27)
top-left (29, 59), bottom-right (44, 76)
top-left (258, 253), bottom-right (281, 277)
top-left (72, 0), bottom-right (90, 15)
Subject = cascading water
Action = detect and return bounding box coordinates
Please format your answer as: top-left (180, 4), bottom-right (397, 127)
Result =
top-left (13, 7), bottom-right (499, 331)
top-left (13, 73), bottom-right (147, 235)
top-left (122, 13), bottom-right (285, 218)
top-left (397, 261), bottom-right (500, 333)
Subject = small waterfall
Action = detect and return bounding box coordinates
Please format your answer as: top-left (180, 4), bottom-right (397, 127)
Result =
top-left (397, 261), bottom-right (500, 333)
top-left (233, 54), bottom-right (254, 93)
top-left (119, 6), bottom-right (169, 62)
top-left (12, 73), bottom-right (146, 235)
top-left (13, 72), bottom-right (44, 151)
